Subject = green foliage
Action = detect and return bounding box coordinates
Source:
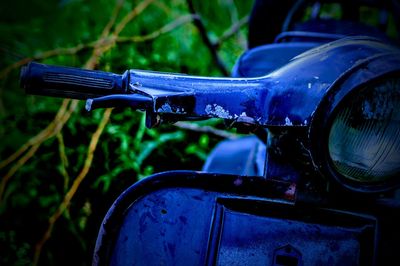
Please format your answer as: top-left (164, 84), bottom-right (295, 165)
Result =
top-left (0, 0), bottom-right (252, 265)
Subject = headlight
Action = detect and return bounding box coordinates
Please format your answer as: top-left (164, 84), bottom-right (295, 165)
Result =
top-left (328, 78), bottom-right (400, 184)
top-left (310, 70), bottom-right (400, 193)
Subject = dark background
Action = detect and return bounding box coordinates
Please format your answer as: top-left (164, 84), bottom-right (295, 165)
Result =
top-left (0, 0), bottom-right (252, 265)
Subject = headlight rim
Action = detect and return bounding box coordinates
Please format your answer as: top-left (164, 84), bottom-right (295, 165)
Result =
top-left (309, 53), bottom-right (400, 193)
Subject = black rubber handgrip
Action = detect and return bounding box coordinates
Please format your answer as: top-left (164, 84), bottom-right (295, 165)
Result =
top-left (20, 62), bottom-right (128, 100)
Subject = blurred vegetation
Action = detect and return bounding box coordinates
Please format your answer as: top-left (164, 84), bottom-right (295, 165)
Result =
top-left (0, 0), bottom-right (252, 265)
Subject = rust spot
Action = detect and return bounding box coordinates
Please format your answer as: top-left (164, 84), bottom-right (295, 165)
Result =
top-left (284, 183), bottom-right (297, 200)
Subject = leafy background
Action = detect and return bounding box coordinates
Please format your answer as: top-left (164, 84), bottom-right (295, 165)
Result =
top-left (0, 0), bottom-right (252, 265)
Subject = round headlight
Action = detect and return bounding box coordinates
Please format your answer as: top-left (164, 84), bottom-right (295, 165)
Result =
top-left (328, 78), bottom-right (400, 184)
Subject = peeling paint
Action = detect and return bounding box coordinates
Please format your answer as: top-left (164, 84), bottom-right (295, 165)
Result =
top-left (176, 108), bottom-right (186, 114)
top-left (133, 81), bottom-right (142, 87)
top-left (205, 104), bottom-right (233, 119)
top-left (285, 116), bottom-right (293, 126)
top-left (158, 103), bottom-right (172, 113)
top-left (157, 103), bottom-right (187, 114)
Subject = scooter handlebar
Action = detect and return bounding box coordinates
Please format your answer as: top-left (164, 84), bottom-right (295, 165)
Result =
top-left (20, 62), bottom-right (128, 100)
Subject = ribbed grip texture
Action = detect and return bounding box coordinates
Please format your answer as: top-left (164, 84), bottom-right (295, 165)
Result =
top-left (43, 72), bottom-right (114, 89)
top-left (20, 62), bottom-right (127, 100)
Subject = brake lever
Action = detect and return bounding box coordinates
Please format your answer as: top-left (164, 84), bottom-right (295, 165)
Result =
top-left (85, 94), bottom-right (152, 111)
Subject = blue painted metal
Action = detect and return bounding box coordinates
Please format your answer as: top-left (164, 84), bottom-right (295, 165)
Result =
top-left (202, 136), bottom-right (266, 176)
top-left (274, 31), bottom-right (345, 43)
top-left (92, 171), bottom-right (378, 266)
top-left (110, 37), bottom-right (400, 129)
top-left (231, 42), bottom-right (320, 77)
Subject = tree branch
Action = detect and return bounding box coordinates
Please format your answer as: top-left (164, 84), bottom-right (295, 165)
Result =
top-left (214, 15), bottom-right (249, 49)
top-left (33, 108), bottom-right (112, 266)
top-left (174, 121), bottom-right (239, 139)
top-left (116, 14), bottom-right (195, 43)
top-left (186, 0), bottom-right (229, 76)
top-left (0, 99), bottom-right (77, 204)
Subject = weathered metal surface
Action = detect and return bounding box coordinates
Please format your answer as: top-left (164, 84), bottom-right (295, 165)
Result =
top-left (93, 171), bottom-right (378, 266)
top-left (123, 37), bottom-right (400, 128)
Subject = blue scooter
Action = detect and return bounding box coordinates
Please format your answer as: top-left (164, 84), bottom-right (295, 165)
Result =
top-left (20, 0), bottom-right (400, 265)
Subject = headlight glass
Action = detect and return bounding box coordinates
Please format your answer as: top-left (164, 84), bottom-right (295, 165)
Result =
top-left (328, 78), bottom-right (400, 183)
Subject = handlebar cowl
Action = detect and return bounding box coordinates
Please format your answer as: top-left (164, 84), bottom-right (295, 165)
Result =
top-left (20, 62), bottom-right (128, 100)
